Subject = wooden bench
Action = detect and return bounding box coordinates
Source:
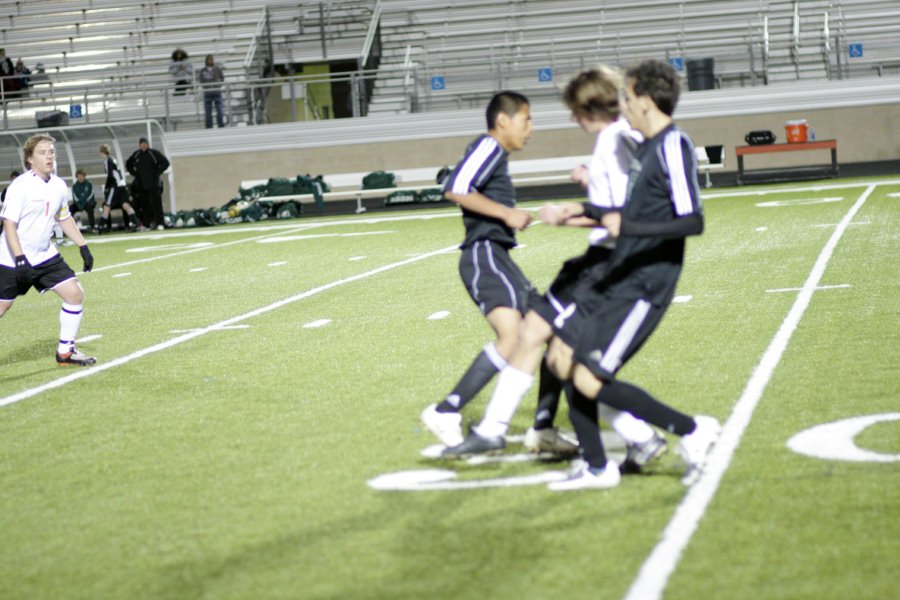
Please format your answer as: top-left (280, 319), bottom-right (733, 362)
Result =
top-left (735, 139), bottom-right (838, 185)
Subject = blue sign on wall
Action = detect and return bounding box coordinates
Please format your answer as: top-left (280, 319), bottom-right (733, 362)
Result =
top-left (668, 57), bottom-right (685, 71)
top-left (538, 67), bottom-right (553, 82)
top-left (848, 43), bottom-right (864, 58)
top-left (431, 76), bottom-right (446, 91)
top-left (69, 104), bottom-right (83, 119)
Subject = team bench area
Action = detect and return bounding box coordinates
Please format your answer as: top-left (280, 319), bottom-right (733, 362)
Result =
top-left (735, 139), bottom-right (838, 185)
top-left (239, 146), bottom-right (726, 215)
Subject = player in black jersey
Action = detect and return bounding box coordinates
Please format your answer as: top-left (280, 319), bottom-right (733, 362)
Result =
top-left (420, 91), bottom-right (555, 454)
top-left (541, 60), bottom-right (720, 490)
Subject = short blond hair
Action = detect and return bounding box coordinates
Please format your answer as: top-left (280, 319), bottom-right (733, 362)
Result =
top-left (563, 66), bottom-right (623, 120)
top-left (99, 144), bottom-right (110, 156)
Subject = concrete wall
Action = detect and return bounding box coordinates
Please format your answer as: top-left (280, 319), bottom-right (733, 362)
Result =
top-left (169, 101), bottom-right (899, 211)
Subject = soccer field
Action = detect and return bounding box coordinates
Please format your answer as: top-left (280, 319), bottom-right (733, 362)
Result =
top-left (1, 177), bottom-right (898, 600)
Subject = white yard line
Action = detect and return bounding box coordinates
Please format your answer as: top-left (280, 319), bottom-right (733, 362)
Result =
top-left (0, 244), bottom-right (459, 408)
top-left (623, 184), bottom-right (876, 600)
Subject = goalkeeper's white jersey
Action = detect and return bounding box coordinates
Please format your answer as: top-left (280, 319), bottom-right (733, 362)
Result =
top-left (0, 170), bottom-right (71, 267)
top-left (587, 118), bottom-right (642, 247)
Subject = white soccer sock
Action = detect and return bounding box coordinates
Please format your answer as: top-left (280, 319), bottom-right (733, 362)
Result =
top-left (475, 366), bottom-right (534, 438)
top-left (598, 404), bottom-right (654, 444)
top-left (58, 303), bottom-right (83, 354)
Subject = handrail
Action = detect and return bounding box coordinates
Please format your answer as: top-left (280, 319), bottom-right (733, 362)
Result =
top-left (243, 7), bottom-right (269, 71)
top-left (360, 0), bottom-right (383, 68)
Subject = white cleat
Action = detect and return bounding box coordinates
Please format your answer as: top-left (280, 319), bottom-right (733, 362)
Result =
top-left (677, 415), bottom-right (721, 486)
top-left (420, 403), bottom-right (464, 447)
top-left (523, 427), bottom-right (579, 457)
top-left (548, 460), bottom-right (621, 491)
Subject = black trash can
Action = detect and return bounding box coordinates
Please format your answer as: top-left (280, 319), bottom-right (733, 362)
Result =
top-left (686, 58), bottom-right (715, 91)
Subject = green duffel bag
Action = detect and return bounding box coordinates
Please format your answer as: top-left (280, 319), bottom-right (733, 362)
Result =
top-left (275, 201), bottom-right (301, 219)
top-left (416, 188), bottom-right (445, 203)
top-left (384, 190), bottom-right (417, 206)
top-left (266, 177), bottom-right (296, 197)
top-left (362, 170), bottom-right (396, 190)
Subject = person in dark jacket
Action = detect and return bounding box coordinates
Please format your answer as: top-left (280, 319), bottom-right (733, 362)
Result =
top-left (126, 137), bottom-right (170, 230)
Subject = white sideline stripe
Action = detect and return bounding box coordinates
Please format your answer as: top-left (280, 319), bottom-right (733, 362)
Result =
top-left (268, 261), bottom-right (288, 267)
top-left (189, 267), bottom-right (208, 273)
top-left (672, 295), bottom-right (693, 303)
top-left (623, 184), bottom-right (876, 600)
top-left (766, 284), bottom-right (850, 293)
top-left (0, 244), bottom-right (459, 408)
top-left (112, 272), bottom-right (131, 278)
top-left (303, 319), bottom-right (331, 329)
top-left (75, 334), bottom-right (102, 344)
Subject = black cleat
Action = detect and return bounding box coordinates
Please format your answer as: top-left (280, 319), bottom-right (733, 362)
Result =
top-left (56, 347), bottom-right (97, 367)
top-left (622, 432), bottom-right (668, 473)
top-left (441, 430), bottom-right (505, 458)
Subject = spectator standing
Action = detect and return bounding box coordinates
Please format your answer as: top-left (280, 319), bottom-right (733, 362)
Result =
top-left (126, 137), bottom-right (170, 230)
top-left (197, 54), bottom-right (225, 128)
top-left (168, 48), bottom-right (193, 97)
top-left (0, 48), bottom-right (16, 103)
top-left (70, 169), bottom-right (97, 232)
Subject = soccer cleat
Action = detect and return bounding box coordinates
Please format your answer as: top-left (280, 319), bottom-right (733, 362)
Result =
top-left (622, 431), bottom-right (668, 473)
top-left (677, 415), bottom-right (721, 486)
top-left (523, 426), bottom-right (579, 457)
top-left (441, 430), bottom-right (505, 458)
top-left (420, 403), bottom-right (464, 447)
top-left (55, 347), bottom-right (97, 367)
top-left (548, 460), bottom-right (621, 491)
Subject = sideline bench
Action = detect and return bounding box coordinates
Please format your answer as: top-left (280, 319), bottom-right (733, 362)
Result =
top-left (241, 147), bottom-right (724, 214)
top-left (735, 139), bottom-right (838, 185)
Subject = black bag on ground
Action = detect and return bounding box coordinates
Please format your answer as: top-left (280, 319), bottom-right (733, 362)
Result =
top-left (745, 130), bottom-right (776, 145)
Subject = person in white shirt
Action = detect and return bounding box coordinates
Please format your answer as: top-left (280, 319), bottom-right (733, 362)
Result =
top-left (0, 133), bottom-right (96, 366)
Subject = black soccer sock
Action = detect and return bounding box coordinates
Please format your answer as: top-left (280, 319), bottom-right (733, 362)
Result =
top-left (566, 382), bottom-right (606, 470)
top-left (596, 380), bottom-right (695, 436)
top-left (436, 344), bottom-right (506, 413)
top-left (533, 358), bottom-right (562, 430)
top-left (99, 216), bottom-right (110, 232)
top-left (87, 211), bottom-right (95, 229)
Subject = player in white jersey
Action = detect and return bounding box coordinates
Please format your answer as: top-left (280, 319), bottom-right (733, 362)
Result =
top-left (0, 133), bottom-right (97, 366)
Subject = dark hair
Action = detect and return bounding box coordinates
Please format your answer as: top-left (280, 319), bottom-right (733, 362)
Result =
top-left (10, 169), bottom-right (20, 179)
top-left (625, 60), bottom-right (680, 116)
top-left (563, 66), bottom-right (622, 120)
top-left (76, 169), bottom-right (86, 176)
top-left (486, 91), bottom-right (529, 130)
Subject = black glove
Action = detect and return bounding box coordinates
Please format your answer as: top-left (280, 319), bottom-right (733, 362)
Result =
top-left (14, 254), bottom-right (33, 285)
top-left (79, 245), bottom-right (94, 272)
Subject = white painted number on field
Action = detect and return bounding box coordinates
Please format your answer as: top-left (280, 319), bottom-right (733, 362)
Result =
top-left (787, 413), bottom-right (900, 462)
top-left (672, 295), bottom-right (693, 304)
top-left (367, 469), bottom-right (568, 491)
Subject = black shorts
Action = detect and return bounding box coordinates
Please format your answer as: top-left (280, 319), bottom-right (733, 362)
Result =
top-left (0, 255), bottom-right (77, 301)
top-left (104, 186), bottom-right (128, 209)
top-left (458, 240), bottom-right (537, 316)
top-left (571, 292), bottom-right (669, 381)
top-left (531, 245), bottom-right (612, 346)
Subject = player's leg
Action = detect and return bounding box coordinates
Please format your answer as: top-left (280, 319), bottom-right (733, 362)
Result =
top-left (42, 262), bottom-right (95, 366)
top-left (0, 299), bottom-right (12, 317)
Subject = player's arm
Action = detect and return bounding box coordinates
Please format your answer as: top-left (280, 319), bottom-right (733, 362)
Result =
top-left (58, 215), bottom-right (87, 247)
top-left (539, 202), bottom-right (599, 228)
top-left (2, 217), bottom-right (24, 257)
top-left (444, 190), bottom-right (531, 230)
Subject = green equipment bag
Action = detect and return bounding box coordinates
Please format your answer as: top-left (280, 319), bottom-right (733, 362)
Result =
top-left (415, 188), bottom-right (445, 203)
top-left (384, 190), bottom-right (417, 206)
top-left (295, 174), bottom-right (326, 211)
top-left (362, 170), bottom-right (396, 190)
top-left (275, 201), bottom-right (301, 219)
top-left (266, 177), bottom-right (295, 197)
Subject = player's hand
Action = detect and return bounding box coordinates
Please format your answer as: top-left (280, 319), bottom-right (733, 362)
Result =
top-left (570, 165), bottom-right (589, 187)
top-left (14, 255), bottom-right (34, 285)
top-left (601, 212), bottom-right (622, 238)
top-left (539, 203), bottom-right (564, 226)
top-left (79, 245), bottom-right (94, 272)
top-left (504, 207), bottom-right (532, 231)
